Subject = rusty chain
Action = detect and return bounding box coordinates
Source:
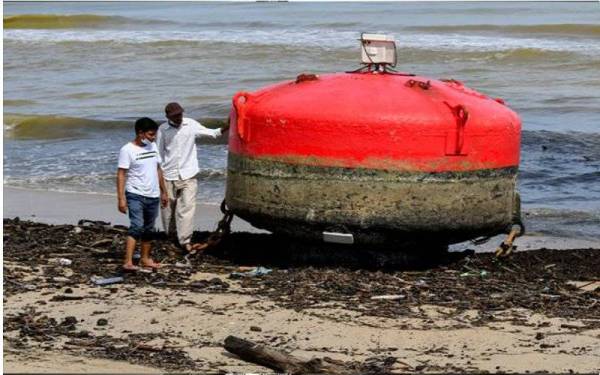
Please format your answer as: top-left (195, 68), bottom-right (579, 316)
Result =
top-left (184, 199), bottom-right (233, 262)
top-left (495, 222), bottom-right (525, 258)
top-left (207, 199), bottom-right (234, 247)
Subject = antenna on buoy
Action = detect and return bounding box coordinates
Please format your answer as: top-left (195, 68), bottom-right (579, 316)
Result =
top-left (360, 33), bottom-right (397, 72)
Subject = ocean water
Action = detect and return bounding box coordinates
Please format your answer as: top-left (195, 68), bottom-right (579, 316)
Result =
top-left (4, 2), bottom-right (600, 239)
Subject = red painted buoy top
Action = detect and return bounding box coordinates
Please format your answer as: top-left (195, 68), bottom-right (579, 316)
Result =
top-left (229, 72), bottom-right (521, 172)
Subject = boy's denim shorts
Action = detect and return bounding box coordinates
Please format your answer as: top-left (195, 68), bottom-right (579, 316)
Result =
top-left (126, 191), bottom-right (159, 241)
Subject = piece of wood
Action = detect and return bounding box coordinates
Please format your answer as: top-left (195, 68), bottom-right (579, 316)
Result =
top-left (91, 239), bottom-right (113, 248)
top-left (65, 338), bottom-right (97, 347)
top-left (50, 295), bottom-right (86, 301)
top-left (224, 336), bottom-right (355, 374)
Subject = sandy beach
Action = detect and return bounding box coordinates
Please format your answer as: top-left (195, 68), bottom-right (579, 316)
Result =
top-left (3, 188), bottom-right (600, 373)
top-left (4, 2), bottom-right (600, 373)
top-left (5, 278), bottom-right (599, 373)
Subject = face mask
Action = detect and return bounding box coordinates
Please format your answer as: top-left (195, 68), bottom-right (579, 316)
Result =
top-left (141, 138), bottom-right (152, 146)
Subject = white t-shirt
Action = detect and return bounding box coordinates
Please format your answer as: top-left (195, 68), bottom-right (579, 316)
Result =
top-left (118, 142), bottom-right (161, 198)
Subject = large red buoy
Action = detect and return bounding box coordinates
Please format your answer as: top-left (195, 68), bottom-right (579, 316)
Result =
top-left (225, 36), bottom-right (522, 247)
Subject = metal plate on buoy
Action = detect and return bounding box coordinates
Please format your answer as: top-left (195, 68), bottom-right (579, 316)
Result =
top-left (323, 231), bottom-right (354, 245)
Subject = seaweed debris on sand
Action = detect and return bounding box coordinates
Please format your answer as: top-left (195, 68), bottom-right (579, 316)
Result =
top-left (3, 218), bottom-right (599, 373)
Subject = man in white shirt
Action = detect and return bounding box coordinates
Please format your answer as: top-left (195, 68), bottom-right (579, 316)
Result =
top-left (156, 102), bottom-right (229, 252)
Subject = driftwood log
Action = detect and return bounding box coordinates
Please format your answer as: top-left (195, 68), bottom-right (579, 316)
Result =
top-left (224, 335), bottom-right (356, 374)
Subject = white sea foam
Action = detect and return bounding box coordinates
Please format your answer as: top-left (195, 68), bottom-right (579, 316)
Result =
top-left (4, 29), bottom-right (600, 56)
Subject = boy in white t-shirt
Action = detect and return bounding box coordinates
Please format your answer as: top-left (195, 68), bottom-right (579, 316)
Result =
top-left (117, 117), bottom-right (168, 272)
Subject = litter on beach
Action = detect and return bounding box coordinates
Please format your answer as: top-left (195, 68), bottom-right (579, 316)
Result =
top-left (229, 266), bottom-right (272, 278)
top-left (370, 294), bottom-right (406, 300)
top-left (58, 258), bottom-right (72, 266)
top-left (460, 270), bottom-right (489, 278)
top-left (3, 218), bottom-right (600, 374)
top-left (91, 276), bottom-right (124, 286)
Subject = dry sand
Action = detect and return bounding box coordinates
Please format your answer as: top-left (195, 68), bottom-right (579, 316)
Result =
top-left (3, 347), bottom-right (162, 374)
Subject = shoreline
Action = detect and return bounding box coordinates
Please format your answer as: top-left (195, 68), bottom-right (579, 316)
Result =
top-left (3, 186), bottom-right (262, 233)
top-left (4, 186), bottom-right (600, 253)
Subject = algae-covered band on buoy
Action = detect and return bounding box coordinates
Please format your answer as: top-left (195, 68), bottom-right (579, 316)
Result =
top-left (225, 33), bottom-right (523, 248)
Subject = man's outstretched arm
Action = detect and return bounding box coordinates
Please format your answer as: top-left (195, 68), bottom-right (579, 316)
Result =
top-left (193, 118), bottom-right (229, 139)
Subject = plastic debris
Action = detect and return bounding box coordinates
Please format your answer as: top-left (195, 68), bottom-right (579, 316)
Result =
top-left (460, 270), bottom-right (489, 277)
top-left (175, 254), bottom-right (193, 268)
top-left (58, 258), bottom-right (72, 266)
top-left (91, 276), bottom-right (124, 286)
top-left (90, 238), bottom-right (112, 248)
top-left (139, 338), bottom-right (166, 351)
top-left (230, 266), bottom-right (272, 278)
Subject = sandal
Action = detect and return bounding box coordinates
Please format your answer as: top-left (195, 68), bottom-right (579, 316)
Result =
top-left (140, 261), bottom-right (161, 270)
top-left (122, 265), bottom-right (139, 273)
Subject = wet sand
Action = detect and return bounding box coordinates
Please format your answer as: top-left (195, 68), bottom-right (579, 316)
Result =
top-left (3, 186), bottom-right (262, 233)
top-left (3, 188), bottom-right (600, 373)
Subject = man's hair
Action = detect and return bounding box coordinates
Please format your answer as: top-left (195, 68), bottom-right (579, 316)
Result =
top-left (134, 117), bottom-right (159, 134)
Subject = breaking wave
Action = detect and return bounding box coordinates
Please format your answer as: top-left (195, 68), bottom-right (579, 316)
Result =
top-left (408, 24), bottom-right (600, 37)
top-left (196, 168), bottom-right (227, 180)
top-left (3, 114), bottom-right (129, 139)
top-left (4, 168), bottom-right (225, 189)
top-left (4, 99), bottom-right (37, 107)
top-left (5, 28), bottom-right (599, 58)
top-left (3, 113), bottom-right (228, 141)
top-left (524, 207), bottom-right (600, 221)
top-left (3, 14), bottom-right (140, 29)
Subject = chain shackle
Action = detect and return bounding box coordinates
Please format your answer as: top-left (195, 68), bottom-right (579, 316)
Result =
top-left (204, 199), bottom-right (234, 247)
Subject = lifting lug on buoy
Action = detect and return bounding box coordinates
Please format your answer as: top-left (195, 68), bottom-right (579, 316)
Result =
top-left (405, 79), bottom-right (431, 90)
